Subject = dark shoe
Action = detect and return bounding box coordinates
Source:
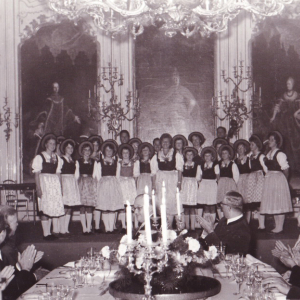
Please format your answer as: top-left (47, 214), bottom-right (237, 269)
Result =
top-left (83, 232), bottom-right (89, 236)
top-left (95, 229), bottom-right (102, 234)
top-left (87, 231), bottom-right (93, 235)
top-left (52, 232), bottom-right (60, 238)
top-left (106, 231), bottom-right (112, 234)
top-left (120, 228), bottom-right (126, 234)
top-left (43, 235), bottom-right (56, 241)
top-left (257, 228), bottom-right (265, 232)
top-left (267, 230), bottom-right (283, 235)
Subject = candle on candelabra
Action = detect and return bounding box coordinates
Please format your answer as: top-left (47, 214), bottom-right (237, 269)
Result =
top-left (162, 181), bottom-right (166, 205)
top-left (253, 82), bottom-right (256, 92)
top-left (160, 203), bottom-right (167, 245)
top-left (205, 0), bottom-right (209, 10)
top-left (144, 186), bottom-right (152, 245)
top-left (152, 190), bottom-right (156, 218)
top-left (259, 87), bottom-right (261, 97)
top-left (212, 97), bottom-right (214, 107)
top-left (89, 90), bottom-right (91, 98)
top-left (94, 85), bottom-right (96, 96)
top-left (176, 188), bottom-right (181, 217)
top-left (126, 201), bottom-right (132, 243)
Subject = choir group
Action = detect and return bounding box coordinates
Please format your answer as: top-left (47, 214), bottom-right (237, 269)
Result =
top-left (32, 128), bottom-right (292, 240)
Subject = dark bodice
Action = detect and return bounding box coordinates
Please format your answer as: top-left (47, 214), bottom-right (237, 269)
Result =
top-left (182, 163), bottom-right (198, 178)
top-left (249, 153), bottom-right (264, 172)
top-left (235, 157), bottom-right (250, 174)
top-left (100, 158), bottom-right (117, 176)
top-left (157, 150), bottom-right (176, 171)
top-left (120, 161), bottom-right (134, 177)
top-left (140, 160), bottom-right (151, 174)
top-left (61, 157), bottom-right (76, 174)
top-left (201, 162), bottom-right (217, 180)
top-left (78, 158), bottom-right (95, 175)
top-left (40, 153), bottom-right (58, 174)
top-left (264, 150), bottom-right (283, 172)
top-left (219, 161), bottom-right (233, 178)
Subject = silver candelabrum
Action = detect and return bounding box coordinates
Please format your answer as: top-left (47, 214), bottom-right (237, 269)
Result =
top-left (125, 241), bottom-right (169, 300)
top-left (211, 61), bottom-right (262, 132)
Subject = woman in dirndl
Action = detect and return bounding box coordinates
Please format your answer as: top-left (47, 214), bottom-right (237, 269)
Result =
top-left (89, 135), bottom-right (103, 162)
top-left (75, 141), bottom-right (100, 235)
top-left (117, 144), bottom-right (139, 233)
top-left (245, 135), bottom-right (267, 226)
top-left (198, 147), bottom-right (220, 224)
top-left (180, 147), bottom-right (201, 230)
top-left (234, 139), bottom-right (251, 202)
top-left (129, 138), bottom-right (142, 163)
top-left (151, 133), bottom-right (184, 228)
top-left (60, 139), bottom-right (81, 235)
top-left (137, 142), bottom-right (155, 195)
top-left (188, 131), bottom-right (206, 165)
top-left (216, 144), bottom-right (239, 219)
top-left (260, 131), bottom-right (292, 233)
top-left (212, 138), bottom-right (229, 161)
top-left (173, 134), bottom-right (188, 159)
top-left (32, 134), bottom-right (64, 240)
top-left (95, 140), bottom-right (123, 233)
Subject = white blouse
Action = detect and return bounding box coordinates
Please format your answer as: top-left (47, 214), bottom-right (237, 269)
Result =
top-left (150, 149), bottom-right (184, 175)
top-left (32, 152), bottom-right (63, 174)
top-left (266, 148), bottom-right (289, 171)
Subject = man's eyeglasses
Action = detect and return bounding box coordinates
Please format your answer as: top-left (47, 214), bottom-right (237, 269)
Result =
top-left (219, 202), bottom-right (230, 208)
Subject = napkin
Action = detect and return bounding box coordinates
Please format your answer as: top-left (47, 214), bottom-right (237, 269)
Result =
top-left (64, 261), bottom-right (75, 268)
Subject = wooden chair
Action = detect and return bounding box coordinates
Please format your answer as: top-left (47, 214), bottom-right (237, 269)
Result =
top-left (3, 180), bottom-right (29, 221)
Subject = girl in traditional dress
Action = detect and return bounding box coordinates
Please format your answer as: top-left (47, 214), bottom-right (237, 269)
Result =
top-left (234, 139), bottom-right (251, 203)
top-left (75, 141), bottom-right (99, 235)
top-left (173, 134), bottom-right (188, 158)
top-left (95, 140), bottom-right (123, 233)
top-left (180, 147), bottom-right (201, 230)
top-left (129, 138), bottom-right (142, 163)
top-left (245, 135), bottom-right (267, 225)
top-left (260, 131), bottom-right (292, 233)
top-left (151, 133), bottom-right (184, 228)
top-left (32, 134), bottom-right (64, 240)
top-left (117, 144), bottom-right (139, 233)
top-left (188, 131), bottom-right (205, 165)
top-left (60, 139), bottom-right (81, 234)
top-left (198, 147), bottom-right (220, 223)
top-left (216, 144), bottom-right (239, 219)
top-left (89, 135), bottom-right (103, 162)
top-left (137, 142), bottom-right (155, 195)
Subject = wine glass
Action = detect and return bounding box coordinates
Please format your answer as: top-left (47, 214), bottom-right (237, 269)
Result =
top-left (232, 262), bottom-right (246, 295)
top-left (88, 261), bottom-right (98, 287)
top-left (69, 269), bottom-right (78, 289)
top-left (58, 284), bottom-right (70, 298)
top-left (224, 254), bottom-right (233, 279)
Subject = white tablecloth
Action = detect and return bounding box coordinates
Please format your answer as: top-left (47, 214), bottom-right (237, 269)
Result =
top-left (20, 255), bottom-right (286, 300)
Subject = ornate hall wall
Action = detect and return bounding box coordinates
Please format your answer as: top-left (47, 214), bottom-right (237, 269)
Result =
top-left (0, 0), bottom-right (254, 183)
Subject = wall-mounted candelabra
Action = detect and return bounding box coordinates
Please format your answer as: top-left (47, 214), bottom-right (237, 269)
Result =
top-left (88, 62), bottom-right (139, 139)
top-left (211, 61), bottom-right (262, 132)
top-left (0, 97), bottom-right (19, 142)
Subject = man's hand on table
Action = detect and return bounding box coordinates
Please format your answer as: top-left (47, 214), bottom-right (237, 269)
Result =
top-left (263, 277), bottom-right (291, 295)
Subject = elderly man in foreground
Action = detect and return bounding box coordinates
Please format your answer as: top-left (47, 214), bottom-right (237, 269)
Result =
top-left (198, 190), bottom-right (251, 255)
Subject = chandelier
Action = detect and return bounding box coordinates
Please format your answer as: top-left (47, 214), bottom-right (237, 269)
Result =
top-left (211, 61), bottom-right (262, 133)
top-left (48, 0), bottom-right (292, 38)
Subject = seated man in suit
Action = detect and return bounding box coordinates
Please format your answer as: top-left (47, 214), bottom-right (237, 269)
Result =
top-left (198, 190), bottom-right (251, 256)
top-left (0, 213), bottom-right (36, 300)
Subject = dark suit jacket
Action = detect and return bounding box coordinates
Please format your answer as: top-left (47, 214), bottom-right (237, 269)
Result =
top-left (287, 265), bottom-right (300, 299)
top-left (0, 252), bottom-right (36, 300)
top-left (204, 216), bottom-right (251, 255)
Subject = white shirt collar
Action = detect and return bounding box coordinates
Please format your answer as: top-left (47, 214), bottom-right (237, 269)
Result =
top-left (227, 214), bottom-right (243, 225)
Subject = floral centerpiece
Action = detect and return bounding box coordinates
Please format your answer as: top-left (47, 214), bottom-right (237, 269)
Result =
top-left (101, 229), bottom-right (221, 298)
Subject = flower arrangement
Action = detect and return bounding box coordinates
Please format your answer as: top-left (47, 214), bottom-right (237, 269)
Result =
top-left (102, 229), bottom-right (221, 295)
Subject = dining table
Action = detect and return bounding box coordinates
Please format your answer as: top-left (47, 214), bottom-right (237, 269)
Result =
top-left (20, 254), bottom-right (286, 300)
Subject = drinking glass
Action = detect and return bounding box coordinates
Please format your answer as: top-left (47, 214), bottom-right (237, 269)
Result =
top-left (70, 269), bottom-right (78, 289)
top-left (46, 282), bottom-right (56, 297)
top-left (57, 284), bottom-right (70, 298)
top-left (232, 263), bottom-right (246, 295)
top-left (88, 261), bottom-right (97, 287)
top-left (224, 254), bottom-right (233, 279)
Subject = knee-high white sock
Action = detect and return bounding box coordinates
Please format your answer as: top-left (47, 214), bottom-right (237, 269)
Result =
top-left (119, 212), bottom-right (126, 228)
top-left (190, 215), bottom-right (196, 230)
top-left (64, 214), bottom-right (71, 233)
top-left (80, 214), bottom-right (87, 232)
top-left (102, 213), bottom-right (110, 232)
top-left (41, 220), bottom-right (49, 237)
top-left (108, 213), bottom-right (116, 232)
top-left (195, 209), bottom-right (203, 228)
top-left (94, 210), bottom-right (101, 230)
top-left (86, 213), bottom-right (93, 232)
top-left (52, 218), bottom-right (59, 233)
top-left (59, 215), bottom-right (66, 234)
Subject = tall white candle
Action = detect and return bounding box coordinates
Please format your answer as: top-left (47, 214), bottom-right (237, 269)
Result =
top-left (126, 201), bottom-right (132, 243)
top-left (152, 190), bottom-right (156, 218)
top-left (144, 186), bottom-right (152, 245)
top-left (161, 204), bottom-right (167, 245)
top-left (176, 188), bottom-right (181, 217)
top-left (162, 181), bottom-right (166, 206)
top-left (89, 90), bottom-right (91, 98)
